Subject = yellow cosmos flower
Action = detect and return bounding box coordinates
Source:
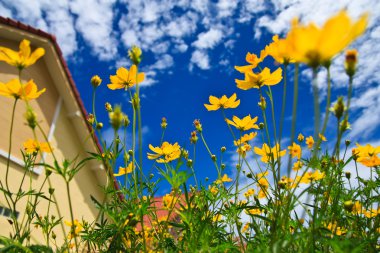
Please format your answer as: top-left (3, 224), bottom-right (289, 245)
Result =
top-left (298, 170), bottom-right (325, 184)
top-left (326, 222), bottom-right (347, 236)
top-left (64, 219), bottom-right (83, 239)
top-left (288, 142), bottom-right (302, 159)
top-left (297, 133), bottom-right (305, 142)
top-left (215, 174), bottom-right (233, 184)
top-left (353, 143), bottom-right (380, 167)
top-left (107, 65), bottom-right (145, 90)
top-left (292, 161), bottom-right (303, 171)
top-left (236, 143), bottom-right (251, 157)
top-left (265, 35), bottom-right (295, 64)
top-left (0, 39), bottom-right (45, 69)
top-left (23, 139), bottom-right (52, 154)
top-left (226, 115), bottom-right (259, 131)
top-left (162, 193), bottom-right (178, 209)
top-left (352, 201), bottom-right (363, 215)
top-left (235, 67), bottom-right (282, 90)
top-left (212, 213), bottom-right (223, 222)
top-left (147, 141), bottom-right (181, 163)
top-left (244, 188), bottom-right (255, 198)
top-left (254, 143), bottom-right (286, 163)
top-left (286, 10), bottom-right (368, 67)
top-left (234, 132), bottom-right (257, 146)
top-left (247, 208), bottom-right (262, 215)
top-left (209, 185), bottom-right (218, 195)
top-left (306, 136), bottom-right (314, 149)
top-left (204, 93), bottom-right (240, 111)
top-left (114, 162), bottom-right (134, 177)
top-left (318, 133), bottom-right (327, 141)
top-left (0, 79), bottom-right (45, 100)
top-left (234, 50), bottom-right (267, 73)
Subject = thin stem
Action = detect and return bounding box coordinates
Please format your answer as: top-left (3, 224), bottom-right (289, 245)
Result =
top-left (312, 68), bottom-right (320, 140)
top-left (5, 99), bottom-right (18, 191)
top-left (66, 182), bottom-right (79, 252)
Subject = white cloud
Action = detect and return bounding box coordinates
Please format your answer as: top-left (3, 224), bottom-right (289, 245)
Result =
top-left (192, 28), bottom-right (223, 49)
top-left (150, 54), bottom-right (174, 70)
top-left (216, 0), bottom-right (238, 18)
top-left (190, 50), bottom-right (210, 70)
top-left (69, 0), bottom-right (117, 60)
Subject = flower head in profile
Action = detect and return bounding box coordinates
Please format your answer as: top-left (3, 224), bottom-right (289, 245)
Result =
top-left (298, 170), bottom-right (325, 184)
top-left (234, 132), bottom-right (257, 146)
top-left (0, 39), bottom-right (45, 69)
top-left (353, 143), bottom-right (380, 167)
top-left (204, 93), bottom-right (240, 111)
top-left (147, 141), bottom-right (181, 163)
top-left (226, 115), bottom-right (259, 131)
top-left (215, 174), bottom-right (233, 184)
top-left (292, 161), bottom-right (303, 171)
top-left (23, 139), bottom-right (53, 154)
top-left (162, 193), bottom-right (178, 209)
top-left (114, 162), bottom-right (134, 177)
top-left (254, 143), bottom-right (286, 163)
top-left (286, 10), bottom-right (368, 67)
top-left (0, 79), bottom-right (45, 100)
top-left (234, 50), bottom-right (267, 73)
top-left (107, 65), bottom-right (144, 90)
top-left (235, 67), bottom-right (282, 90)
top-left (265, 35), bottom-right (296, 64)
top-left (128, 45), bottom-right (142, 65)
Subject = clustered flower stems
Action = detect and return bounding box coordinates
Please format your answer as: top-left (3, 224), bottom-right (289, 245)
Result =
top-left (1, 10), bottom-right (380, 252)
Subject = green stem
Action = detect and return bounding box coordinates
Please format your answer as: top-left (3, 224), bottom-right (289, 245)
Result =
top-left (312, 68), bottom-right (320, 140)
top-left (5, 99), bottom-right (18, 191)
top-left (66, 182), bottom-right (79, 253)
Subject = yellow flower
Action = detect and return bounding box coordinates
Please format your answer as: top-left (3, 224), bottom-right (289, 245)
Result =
top-left (244, 188), bottom-right (255, 198)
top-left (0, 79), bottom-right (45, 100)
top-left (215, 174), bottom-right (233, 184)
top-left (235, 67), bottom-right (282, 90)
top-left (128, 45), bottom-right (142, 65)
top-left (297, 133), bottom-right (305, 142)
top-left (234, 50), bottom-right (267, 73)
top-left (254, 143), bottom-right (286, 163)
top-left (162, 193), bottom-right (178, 209)
top-left (326, 222), bottom-right (347, 236)
top-left (236, 143), bottom-right (251, 157)
top-left (265, 35), bottom-right (295, 64)
top-left (299, 170), bottom-right (325, 184)
top-left (247, 208), bottom-right (262, 215)
top-left (91, 75), bottom-right (102, 87)
top-left (107, 65), bottom-right (144, 90)
top-left (204, 93), bottom-right (240, 111)
top-left (234, 132), bottom-right (257, 146)
top-left (65, 219), bottom-right (83, 239)
top-left (114, 162), bottom-right (134, 177)
top-left (345, 49), bottom-right (358, 76)
top-left (212, 213), bottom-right (223, 222)
top-left (319, 133), bottom-right (327, 141)
top-left (242, 223), bottom-right (250, 233)
top-left (288, 142), bottom-right (302, 159)
top-left (226, 115), bottom-right (259, 131)
top-left (0, 39), bottom-right (45, 69)
top-left (147, 142), bottom-right (181, 163)
top-left (292, 161), bottom-right (303, 171)
top-left (364, 209), bottom-right (378, 218)
top-left (306, 136), bottom-right (314, 149)
top-left (23, 139), bottom-right (52, 154)
top-left (209, 185), bottom-right (218, 195)
top-left (353, 143), bottom-right (380, 167)
top-left (352, 201), bottom-right (363, 215)
top-left (286, 10), bottom-right (368, 67)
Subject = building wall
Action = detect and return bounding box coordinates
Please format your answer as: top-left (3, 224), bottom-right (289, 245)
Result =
top-left (0, 35), bottom-right (105, 246)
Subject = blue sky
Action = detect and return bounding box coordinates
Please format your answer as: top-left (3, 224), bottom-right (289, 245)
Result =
top-left (1, 0), bottom-right (380, 195)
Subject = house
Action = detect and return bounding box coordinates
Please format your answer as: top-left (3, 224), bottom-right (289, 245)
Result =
top-left (0, 17), bottom-right (108, 246)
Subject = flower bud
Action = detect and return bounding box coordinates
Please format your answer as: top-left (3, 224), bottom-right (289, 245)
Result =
top-left (246, 173), bottom-right (253, 179)
top-left (122, 115), bottom-right (130, 127)
top-left (345, 171), bottom-right (351, 179)
top-left (91, 75), bottom-right (102, 87)
top-left (205, 177), bottom-right (209, 181)
top-left (109, 105), bottom-right (123, 130)
top-left (221, 146), bottom-right (226, 152)
top-left (190, 131), bottom-right (198, 144)
top-left (161, 117), bottom-right (168, 129)
top-left (345, 49), bottom-right (357, 77)
top-left (330, 96), bottom-right (345, 119)
top-left (128, 46), bottom-right (142, 65)
top-left (45, 168), bottom-right (52, 177)
top-left (105, 102), bottom-right (112, 112)
top-left (339, 119), bottom-right (351, 132)
top-left (24, 107), bottom-right (37, 129)
top-left (258, 96), bottom-right (266, 110)
top-left (193, 119), bottom-right (202, 132)
top-left (344, 200), bottom-right (354, 212)
top-left (128, 150), bottom-right (134, 156)
top-left (211, 154), bottom-right (216, 161)
top-left (87, 113), bottom-right (95, 125)
top-left (345, 140), bottom-right (351, 146)
top-left (297, 133), bottom-right (304, 142)
top-left (48, 188), bottom-right (55, 195)
top-left (96, 122), bottom-right (103, 129)
top-left (236, 164), bottom-right (241, 170)
top-left (259, 123), bottom-right (264, 130)
top-left (186, 159), bottom-right (193, 167)
top-left (132, 93), bottom-right (140, 109)
top-left (221, 163), bottom-right (226, 170)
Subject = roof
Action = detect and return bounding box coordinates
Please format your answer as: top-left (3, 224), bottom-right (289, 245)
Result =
top-left (0, 16), bottom-right (120, 191)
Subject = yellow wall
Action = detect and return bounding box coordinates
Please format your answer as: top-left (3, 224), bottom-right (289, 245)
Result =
top-left (0, 34), bottom-right (105, 247)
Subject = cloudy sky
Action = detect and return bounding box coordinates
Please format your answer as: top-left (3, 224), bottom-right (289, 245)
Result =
top-left (1, 0), bottom-right (379, 194)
